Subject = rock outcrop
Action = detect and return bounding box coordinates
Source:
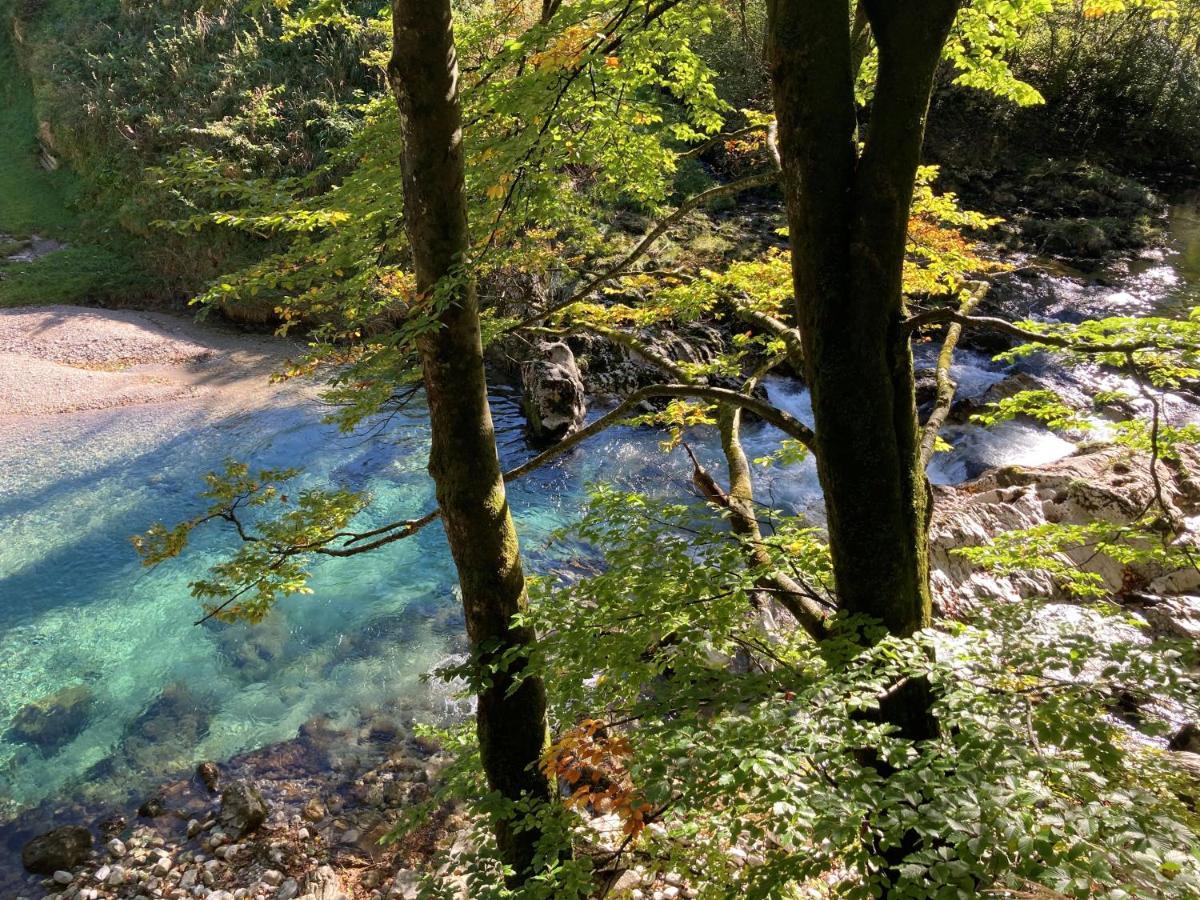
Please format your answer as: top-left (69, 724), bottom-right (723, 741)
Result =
top-left (932, 445), bottom-right (1200, 619)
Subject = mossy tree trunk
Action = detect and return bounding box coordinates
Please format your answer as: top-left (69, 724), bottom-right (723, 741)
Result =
top-left (766, 0), bottom-right (960, 641)
top-left (388, 0), bottom-right (553, 880)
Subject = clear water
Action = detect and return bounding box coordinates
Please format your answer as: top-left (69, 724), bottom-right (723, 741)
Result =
top-left (0, 369), bottom-right (829, 823)
top-left (1, 194), bottom-right (1197, 839)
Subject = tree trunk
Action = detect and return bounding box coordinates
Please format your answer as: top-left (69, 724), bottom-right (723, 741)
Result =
top-left (766, 0), bottom-right (959, 639)
top-left (388, 0), bottom-right (553, 880)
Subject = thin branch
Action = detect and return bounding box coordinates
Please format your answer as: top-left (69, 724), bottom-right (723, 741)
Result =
top-left (678, 122), bottom-right (770, 159)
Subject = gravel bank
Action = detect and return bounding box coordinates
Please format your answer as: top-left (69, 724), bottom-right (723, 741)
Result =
top-left (0, 306), bottom-right (304, 418)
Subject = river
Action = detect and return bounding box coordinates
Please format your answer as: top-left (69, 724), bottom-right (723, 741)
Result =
top-left (0, 194), bottom-right (1197, 865)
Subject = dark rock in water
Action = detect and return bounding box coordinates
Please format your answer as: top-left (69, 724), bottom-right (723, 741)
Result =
top-left (137, 795), bottom-right (166, 818)
top-left (6, 684), bottom-right (94, 752)
top-left (121, 681), bottom-right (212, 774)
top-left (196, 760), bottom-right (220, 792)
top-left (219, 782), bottom-right (268, 837)
top-left (914, 368), bottom-right (939, 409)
top-left (96, 814), bottom-right (127, 837)
top-left (206, 615), bottom-right (294, 683)
top-left (521, 340), bottom-right (587, 444)
top-left (1170, 723), bottom-right (1200, 753)
top-left (21, 825), bottom-right (93, 874)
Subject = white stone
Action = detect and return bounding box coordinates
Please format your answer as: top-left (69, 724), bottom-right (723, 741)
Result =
top-left (106, 839), bottom-right (127, 858)
top-left (52, 872), bottom-right (72, 885)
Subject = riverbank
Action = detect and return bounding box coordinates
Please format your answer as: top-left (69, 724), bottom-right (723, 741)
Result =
top-left (0, 305), bottom-right (307, 419)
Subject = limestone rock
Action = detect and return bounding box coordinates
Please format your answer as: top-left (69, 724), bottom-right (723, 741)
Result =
top-left (309, 864), bottom-right (350, 900)
top-left (931, 447), bottom-right (1200, 617)
top-left (521, 341), bottom-right (586, 443)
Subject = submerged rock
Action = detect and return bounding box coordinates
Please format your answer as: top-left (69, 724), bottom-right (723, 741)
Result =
top-left (21, 825), bottom-right (93, 874)
top-left (120, 681), bottom-right (213, 774)
top-left (521, 340), bottom-right (587, 443)
top-left (6, 684), bottom-right (94, 752)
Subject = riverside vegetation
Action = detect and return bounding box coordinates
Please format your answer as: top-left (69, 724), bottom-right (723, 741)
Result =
top-left (3, 0), bottom-right (1200, 898)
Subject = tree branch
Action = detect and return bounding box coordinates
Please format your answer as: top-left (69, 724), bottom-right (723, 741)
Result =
top-left (904, 307), bottom-right (1196, 355)
top-left (918, 282), bottom-right (986, 468)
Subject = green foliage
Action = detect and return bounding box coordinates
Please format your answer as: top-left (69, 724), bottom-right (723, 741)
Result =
top-left (408, 490), bottom-right (1200, 897)
top-left (131, 460), bottom-right (367, 622)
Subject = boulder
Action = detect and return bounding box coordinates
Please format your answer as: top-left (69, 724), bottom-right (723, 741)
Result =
top-left (21, 825), bottom-right (93, 874)
top-left (6, 684), bottom-right (94, 752)
top-left (521, 341), bottom-right (586, 443)
top-left (219, 782), bottom-right (268, 837)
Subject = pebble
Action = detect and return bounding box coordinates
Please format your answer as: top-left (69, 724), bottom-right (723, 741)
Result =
top-left (107, 838), bottom-right (127, 858)
top-left (92, 866), bottom-right (110, 884)
top-left (275, 879), bottom-right (300, 900)
top-left (52, 872), bottom-right (72, 885)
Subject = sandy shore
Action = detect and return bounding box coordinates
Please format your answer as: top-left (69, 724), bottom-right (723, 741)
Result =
top-left (0, 305), bottom-right (307, 418)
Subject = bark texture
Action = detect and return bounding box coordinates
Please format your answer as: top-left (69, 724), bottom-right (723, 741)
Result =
top-left (766, 0), bottom-right (960, 638)
top-left (388, 0), bottom-right (552, 879)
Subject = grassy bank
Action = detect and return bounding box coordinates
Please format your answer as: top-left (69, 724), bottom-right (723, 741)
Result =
top-left (1, 25), bottom-right (157, 307)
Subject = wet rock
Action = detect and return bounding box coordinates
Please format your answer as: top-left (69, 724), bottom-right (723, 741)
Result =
top-left (521, 340), bottom-right (587, 443)
top-left (197, 761), bottom-right (221, 792)
top-left (5, 684), bottom-right (94, 752)
top-left (21, 825), bottom-right (93, 874)
top-left (218, 782), bottom-right (268, 837)
top-left (95, 814), bottom-right (126, 837)
top-left (137, 795), bottom-right (166, 818)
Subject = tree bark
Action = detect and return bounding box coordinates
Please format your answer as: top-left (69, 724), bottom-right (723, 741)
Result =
top-left (388, 0), bottom-right (553, 880)
top-left (766, 0), bottom-right (959, 639)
